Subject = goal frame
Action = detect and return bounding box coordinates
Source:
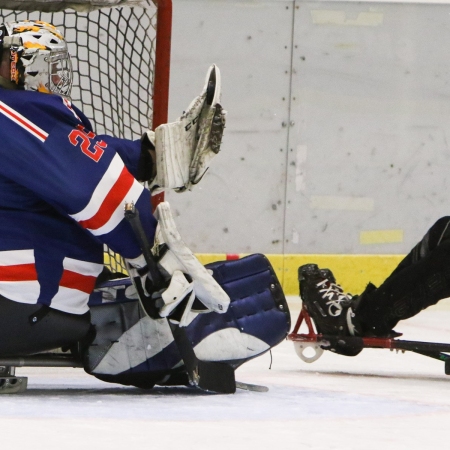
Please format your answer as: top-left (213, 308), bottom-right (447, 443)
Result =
top-left (152, 0), bottom-right (171, 130)
top-left (151, 0), bottom-right (171, 206)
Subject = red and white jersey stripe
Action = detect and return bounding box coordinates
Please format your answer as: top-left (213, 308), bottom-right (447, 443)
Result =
top-left (0, 251), bottom-right (102, 313)
top-left (70, 153), bottom-right (144, 236)
top-left (0, 101), bottom-right (48, 142)
top-left (51, 257), bottom-right (103, 314)
top-left (0, 249), bottom-right (40, 304)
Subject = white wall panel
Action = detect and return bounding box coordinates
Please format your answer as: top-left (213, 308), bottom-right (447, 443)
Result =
top-left (167, 0), bottom-right (294, 253)
top-left (167, 0), bottom-right (450, 255)
top-left (285, 1), bottom-right (450, 254)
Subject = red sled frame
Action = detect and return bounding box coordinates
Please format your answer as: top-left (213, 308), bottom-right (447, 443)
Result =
top-left (288, 305), bottom-right (450, 375)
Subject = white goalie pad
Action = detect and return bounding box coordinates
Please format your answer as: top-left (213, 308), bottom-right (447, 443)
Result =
top-left (152, 202), bottom-right (230, 315)
top-left (149, 64), bottom-right (226, 193)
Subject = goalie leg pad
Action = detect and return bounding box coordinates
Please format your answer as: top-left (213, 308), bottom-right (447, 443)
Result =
top-left (188, 253), bottom-right (290, 364)
top-left (84, 254), bottom-right (290, 388)
top-left (84, 299), bottom-right (176, 376)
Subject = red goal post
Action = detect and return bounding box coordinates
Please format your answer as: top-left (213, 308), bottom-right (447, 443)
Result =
top-left (0, 0), bottom-right (172, 273)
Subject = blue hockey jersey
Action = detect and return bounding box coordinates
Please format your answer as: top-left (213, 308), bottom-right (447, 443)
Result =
top-left (0, 87), bottom-right (157, 314)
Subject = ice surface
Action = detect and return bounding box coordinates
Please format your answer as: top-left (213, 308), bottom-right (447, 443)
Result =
top-left (4, 299), bottom-right (450, 450)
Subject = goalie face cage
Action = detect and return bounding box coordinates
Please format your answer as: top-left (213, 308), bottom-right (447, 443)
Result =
top-left (0, 0), bottom-right (171, 275)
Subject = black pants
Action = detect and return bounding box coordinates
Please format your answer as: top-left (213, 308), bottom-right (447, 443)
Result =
top-left (0, 296), bottom-right (91, 356)
top-left (358, 217), bottom-right (450, 335)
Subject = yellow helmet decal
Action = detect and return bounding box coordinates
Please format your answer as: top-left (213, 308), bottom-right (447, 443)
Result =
top-left (14, 25), bottom-right (41, 33)
top-left (14, 23), bottom-right (63, 40)
top-left (23, 42), bottom-right (47, 50)
top-left (37, 83), bottom-right (51, 94)
top-left (50, 30), bottom-right (63, 40)
top-left (35, 21), bottom-right (63, 38)
top-left (35, 21), bottom-right (56, 29)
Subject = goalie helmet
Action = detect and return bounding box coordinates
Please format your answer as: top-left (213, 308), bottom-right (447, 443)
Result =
top-left (0, 20), bottom-right (72, 99)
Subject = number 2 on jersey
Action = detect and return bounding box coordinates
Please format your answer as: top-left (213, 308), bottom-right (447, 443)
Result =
top-left (68, 125), bottom-right (107, 162)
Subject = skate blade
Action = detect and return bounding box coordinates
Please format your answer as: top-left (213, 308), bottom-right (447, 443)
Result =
top-left (236, 381), bottom-right (269, 392)
top-left (0, 376), bottom-right (27, 394)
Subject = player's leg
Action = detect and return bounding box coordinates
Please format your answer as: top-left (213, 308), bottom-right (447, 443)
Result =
top-left (0, 295), bottom-right (90, 356)
top-left (352, 217), bottom-right (450, 335)
top-left (384, 216), bottom-right (450, 281)
top-left (355, 238), bottom-right (450, 335)
top-left (300, 217), bottom-right (450, 341)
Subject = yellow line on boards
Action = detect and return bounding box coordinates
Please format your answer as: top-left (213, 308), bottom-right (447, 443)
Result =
top-left (195, 253), bottom-right (405, 296)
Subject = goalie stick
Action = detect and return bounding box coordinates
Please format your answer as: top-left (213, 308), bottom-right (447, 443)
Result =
top-left (124, 203), bottom-right (236, 394)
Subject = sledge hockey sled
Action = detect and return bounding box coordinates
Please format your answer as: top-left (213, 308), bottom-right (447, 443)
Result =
top-left (0, 254), bottom-right (290, 394)
top-left (288, 270), bottom-right (450, 375)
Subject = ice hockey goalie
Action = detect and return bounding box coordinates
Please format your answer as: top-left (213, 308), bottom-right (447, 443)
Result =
top-left (0, 19), bottom-right (290, 391)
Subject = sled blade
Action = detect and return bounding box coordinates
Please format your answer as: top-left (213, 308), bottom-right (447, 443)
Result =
top-left (0, 376), bottom-right (27, 394)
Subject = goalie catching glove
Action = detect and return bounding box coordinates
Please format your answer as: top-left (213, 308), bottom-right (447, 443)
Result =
top-left (146, 64), bottom-right (226, 193)
top-left (126, 202), bottom-right (230, 324)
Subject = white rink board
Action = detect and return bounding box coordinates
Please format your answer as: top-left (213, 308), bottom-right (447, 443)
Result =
top-left (167, 0), bottom-right (450, 256)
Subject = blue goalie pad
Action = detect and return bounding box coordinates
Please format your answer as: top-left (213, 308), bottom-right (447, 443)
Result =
top-left (84, 254), bottom-right (290, 388)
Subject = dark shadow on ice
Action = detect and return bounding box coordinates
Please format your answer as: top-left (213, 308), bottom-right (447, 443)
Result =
top-left (18, 385), bottom-right (216, 397)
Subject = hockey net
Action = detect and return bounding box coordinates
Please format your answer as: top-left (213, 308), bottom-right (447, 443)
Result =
top-left (0, 0), bottom-right (171, 275)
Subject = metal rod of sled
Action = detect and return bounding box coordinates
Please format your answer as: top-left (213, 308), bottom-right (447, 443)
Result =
top-left (124, 202), bottom-right (236, 394)
top-left (0, 355), bottom-right (83, 368)
top-left (289, 332), bottom-right (450, 353)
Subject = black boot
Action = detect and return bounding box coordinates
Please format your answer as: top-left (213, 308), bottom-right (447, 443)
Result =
top-left (299, 264), bottom-right (357, 335)
top-left (299, 264), bottom-right (364, 356)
